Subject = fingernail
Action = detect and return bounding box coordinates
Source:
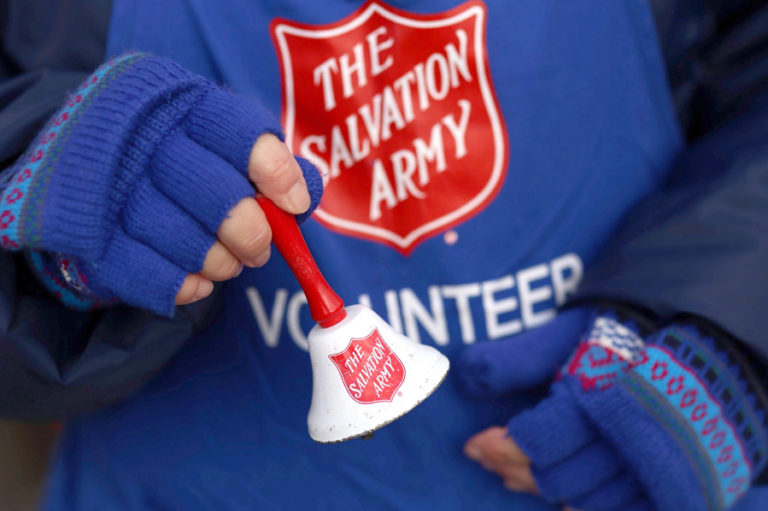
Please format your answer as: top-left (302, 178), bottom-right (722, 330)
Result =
top-left (194, 280), bottom-right (214, 300)
top-left (234, 264), bottom-right (244, 277)
top-left (286, 180), bottom-right (310, 213)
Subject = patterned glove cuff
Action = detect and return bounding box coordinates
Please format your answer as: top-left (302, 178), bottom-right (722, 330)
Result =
top-left (1, 53), bottom-right (151, 254)
top-left (646, 324), bottom-right (768, 481)
top-left (0, 53), bottom-right (213, 258)
top-left (26, 251), bottom-right (117, 310)
top-left (560, 309), bottom-right (648, 389)
top-left (574, 323), bottom-right (768, 511)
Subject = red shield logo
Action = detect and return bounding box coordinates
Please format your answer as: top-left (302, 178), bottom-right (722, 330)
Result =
top-left (272, 0), bottom-right (508, 254)
top-left (329, 329), bottom-right (405, 404)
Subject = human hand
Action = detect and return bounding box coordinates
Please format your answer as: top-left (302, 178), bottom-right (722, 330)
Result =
top-left (175, 133), bottom-right (313, 305)
top-left (457, 309), bottom-right (658, 510)
top-left (458, 309), bottom-right (768, 511)
top-left (464, 426), bottom-right (538, 494)
top-left (0, 53), bottom-right (323, 315)
top-left (457, 308), bottom-right (602, 505)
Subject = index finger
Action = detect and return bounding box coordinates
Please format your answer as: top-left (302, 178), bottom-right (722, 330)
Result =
top-left (465, 426), bottom-right (539, 494)
top-left (465, 426), bottom-right (531, 466)
top-left (248, 133), bottom-right (310, 215)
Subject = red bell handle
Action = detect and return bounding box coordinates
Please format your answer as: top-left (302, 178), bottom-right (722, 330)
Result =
top-left (256, 196), bottom-right (346, 328)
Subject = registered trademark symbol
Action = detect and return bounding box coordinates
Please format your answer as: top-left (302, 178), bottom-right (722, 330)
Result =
top-left (443, 230), bottom-right (458, 245)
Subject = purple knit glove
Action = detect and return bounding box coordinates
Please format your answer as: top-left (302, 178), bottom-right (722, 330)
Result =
top-left (0, 53), bottom-right (322, 315)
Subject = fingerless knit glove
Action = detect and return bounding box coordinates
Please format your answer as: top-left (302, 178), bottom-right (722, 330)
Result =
top-left (507, 314), bottom-right (768, 511)
top-left (0, 52), bottom-right (322, 315)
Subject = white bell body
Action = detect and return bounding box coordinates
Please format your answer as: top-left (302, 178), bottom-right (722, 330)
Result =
top-left (307, 305), bottom-right (450, 443)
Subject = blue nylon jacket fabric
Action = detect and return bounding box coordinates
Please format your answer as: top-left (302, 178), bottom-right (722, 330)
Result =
top-left (0, 0), bottom-right (767, 509)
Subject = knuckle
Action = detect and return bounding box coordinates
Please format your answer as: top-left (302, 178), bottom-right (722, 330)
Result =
top-left (238, 225), bottom-right (272, 256)
top-left (223, 259), bottom-right (243, 279)
top-left (204, 246), bottom-right (241, 281)
top-left (255, 151), bottom-right (298, 188)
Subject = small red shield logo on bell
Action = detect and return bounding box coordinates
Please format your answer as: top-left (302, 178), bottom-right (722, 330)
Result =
top-left (272, 0), bottom-right (508, 254)
top-left (329, 329), bottom-right (406, 404)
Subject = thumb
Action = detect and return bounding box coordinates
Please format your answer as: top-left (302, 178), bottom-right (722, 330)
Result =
top-left (455, 308), bottom-right (590, 397)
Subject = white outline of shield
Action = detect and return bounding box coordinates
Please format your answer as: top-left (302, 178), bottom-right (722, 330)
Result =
top-left (273, 1), bottom-right (506, 252)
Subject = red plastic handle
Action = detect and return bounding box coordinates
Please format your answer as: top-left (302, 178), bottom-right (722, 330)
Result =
top-left (256, 196), bottom-right (346, 328)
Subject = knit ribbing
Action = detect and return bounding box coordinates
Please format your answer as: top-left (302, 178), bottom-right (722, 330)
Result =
top-left (38, 58), bottom-right (209, 258)
top-left (185, 88), bottom-right (284, 173)
top-left (577, 383), bottom-right (711, 511)
top-left (508, 381), bottom-right (597, 467)
top-left (1, 53), bottom-right (147, 250)
top-left (150, 132), bottom-right (254, 233)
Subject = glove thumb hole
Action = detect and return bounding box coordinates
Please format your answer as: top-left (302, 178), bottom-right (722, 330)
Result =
top-left (455, 308), bottom-right (591, 398)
